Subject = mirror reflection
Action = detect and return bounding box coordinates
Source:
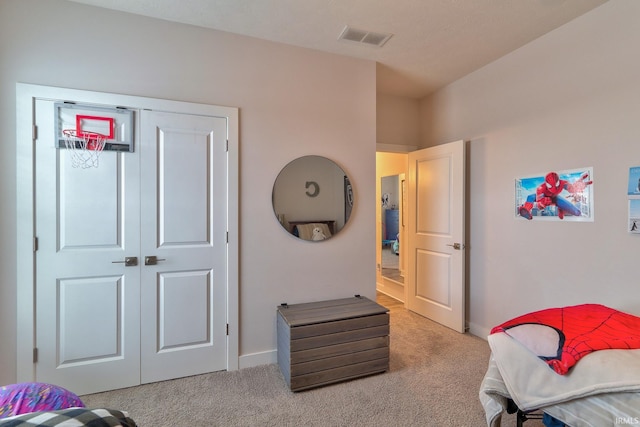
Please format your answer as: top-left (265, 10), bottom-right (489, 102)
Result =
top-left (272, 155), bottom-right (353, 241)
top-left (381, 174), bottom-right (404, 283)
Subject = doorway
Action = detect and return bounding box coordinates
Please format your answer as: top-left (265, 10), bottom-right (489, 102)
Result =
top-left (380, 174), bottom-right (405, 284)
top-left (16, 84), bottom-right (239, 394)
top-left (376, 152), bottom-right (408, 303)
top-left (376, 142), bottom-right (467, 333)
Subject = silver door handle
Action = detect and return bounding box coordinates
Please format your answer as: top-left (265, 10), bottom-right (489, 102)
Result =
top-left (112, 256), bottom-right (138, 266)
top-left (446, 243), bottom-right (462, 250)
top-left (144, 255), bottom-right (166, 266)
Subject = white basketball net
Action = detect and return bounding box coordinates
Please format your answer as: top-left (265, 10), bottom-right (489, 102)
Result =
top-left (62, 129), bottom-right (106, 169)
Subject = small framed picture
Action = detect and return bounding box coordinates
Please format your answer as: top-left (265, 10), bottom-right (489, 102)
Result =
top-left (627, 166), bottom-right (640, 196)
top-left (628, 167), bottom-right (640, 233)
top-left (629, 200), bottom-right (640, 233)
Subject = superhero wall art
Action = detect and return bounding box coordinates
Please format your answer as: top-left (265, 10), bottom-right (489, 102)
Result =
top-left (515, 167), bottom-right (593, 221)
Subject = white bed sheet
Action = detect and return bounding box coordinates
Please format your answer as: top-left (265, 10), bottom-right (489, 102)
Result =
top-left (480, 332), bottom-right (640, 427)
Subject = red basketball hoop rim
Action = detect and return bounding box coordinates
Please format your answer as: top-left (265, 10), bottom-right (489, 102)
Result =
top-left (62, 129), bottom-right (108, 153)
top-left (62, 128), bottom-right (108, 141)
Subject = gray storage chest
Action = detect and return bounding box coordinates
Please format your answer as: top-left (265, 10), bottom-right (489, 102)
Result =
top-left (277, 295), bottom-right (389, 391)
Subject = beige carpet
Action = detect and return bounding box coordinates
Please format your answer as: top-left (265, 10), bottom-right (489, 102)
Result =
top-left (82, 295), bottom-right (543, 427)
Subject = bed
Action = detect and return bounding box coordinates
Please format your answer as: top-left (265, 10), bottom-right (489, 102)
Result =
top-left (480, 304), bottom-right (640, 427)
top-left (289, 220), bottom-right (335, 240)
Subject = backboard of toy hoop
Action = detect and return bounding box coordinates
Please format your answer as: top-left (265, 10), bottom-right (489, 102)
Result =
top-left (55, 102), bottom-right (134, 152)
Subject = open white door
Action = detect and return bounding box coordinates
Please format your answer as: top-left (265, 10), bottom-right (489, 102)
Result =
top-left (406, 140), bottom-right (466, 333)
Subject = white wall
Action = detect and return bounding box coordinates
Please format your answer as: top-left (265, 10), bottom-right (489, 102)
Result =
top-left (0, 0), bottom-right (376, 384)
top-left (420, 0), bottom-right (640, 337)
top-left (377, 93), bottom-right (420, 147)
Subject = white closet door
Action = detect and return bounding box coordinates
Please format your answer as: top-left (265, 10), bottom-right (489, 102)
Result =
top-left (34, 99), bottom-right (141, 395)
top-left (34, 102), bottom-right (229, 395)
top-left (139, 110), bottom-right (228, 383)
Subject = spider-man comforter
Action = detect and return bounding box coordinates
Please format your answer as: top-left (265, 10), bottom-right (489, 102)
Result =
top-left (491, 303), bottom-right (640, 375)
top-left (480, 304), bottom-right (640, 427)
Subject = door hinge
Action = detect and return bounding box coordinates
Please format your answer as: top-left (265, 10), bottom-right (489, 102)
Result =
top-left (33, 125), bottom-right (38, 141)
top-left (226, 231), bottom-right (229, 243)
top-left (226, 324), bottom-right (229, 336)
top-left (33, 348), bottom-right (38, 363)
top-left (33, 237), bottom-right (38, 252)
top-left (225, 140), bottom-right (229, 152)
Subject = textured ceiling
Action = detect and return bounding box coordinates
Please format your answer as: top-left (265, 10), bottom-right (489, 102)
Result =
top-left (66, 0), bottom-right (608, 98)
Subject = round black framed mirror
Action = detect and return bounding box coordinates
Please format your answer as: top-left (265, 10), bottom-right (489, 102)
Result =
top-left (272, 155), bottom-right (353, 241)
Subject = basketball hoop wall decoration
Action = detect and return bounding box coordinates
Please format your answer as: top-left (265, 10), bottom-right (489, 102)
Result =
top-left (55, 102), bottom-right (135, 169)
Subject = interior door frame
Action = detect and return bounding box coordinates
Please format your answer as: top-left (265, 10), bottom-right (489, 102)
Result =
top-left (406, 141), bottom-right (466, 332)
top-left (16, 83), bottom-right (239, 381)
top-left (376, 145), bottom-right (414, 303)
top-left (375, 142), bottom-right (467, 331)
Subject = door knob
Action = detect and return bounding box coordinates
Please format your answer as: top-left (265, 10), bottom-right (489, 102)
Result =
top-left (144, 255), bottom-right (166, 266)
top-left (446, 243), bottom-right (463, 250)
top-left (112, 256), bottom-right (138, 266)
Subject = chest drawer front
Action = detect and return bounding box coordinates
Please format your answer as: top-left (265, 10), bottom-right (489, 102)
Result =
top-left (290, 313), bottom-right (389, 340)
top-left (290, 357), bottom-right (389, 391)
top-left (290, 322), bottom-right (389, 352)
top-left (292, 335), bottom-right (388, 364)
top-left (291, 346), bottom-right (389, 377)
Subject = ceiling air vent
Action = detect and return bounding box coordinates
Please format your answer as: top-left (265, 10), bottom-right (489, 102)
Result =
top-left (338, 25), bottom-right (393, 48)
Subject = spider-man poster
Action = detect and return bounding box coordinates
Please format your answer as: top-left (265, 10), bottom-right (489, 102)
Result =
top-left (515, 167), bottom-right (593, 221)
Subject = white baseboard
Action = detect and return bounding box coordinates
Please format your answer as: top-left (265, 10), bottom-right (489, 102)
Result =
top-left (467, 322), bottom-right (490, 341)
top-left (376, 280), bottom-right (405, 302)
top-left (239, 329), bottom-right (490, 370)
top-left (239, 349), bottom-right (277, 369)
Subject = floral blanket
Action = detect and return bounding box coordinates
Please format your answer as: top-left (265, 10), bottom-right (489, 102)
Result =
top-left (0, 383), bottom-right (83, 419)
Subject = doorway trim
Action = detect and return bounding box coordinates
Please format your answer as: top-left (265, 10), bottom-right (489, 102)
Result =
top-left (16, 83), bottom-right (239, 381)
top-left (376, 143), bottom-right (417, 153)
